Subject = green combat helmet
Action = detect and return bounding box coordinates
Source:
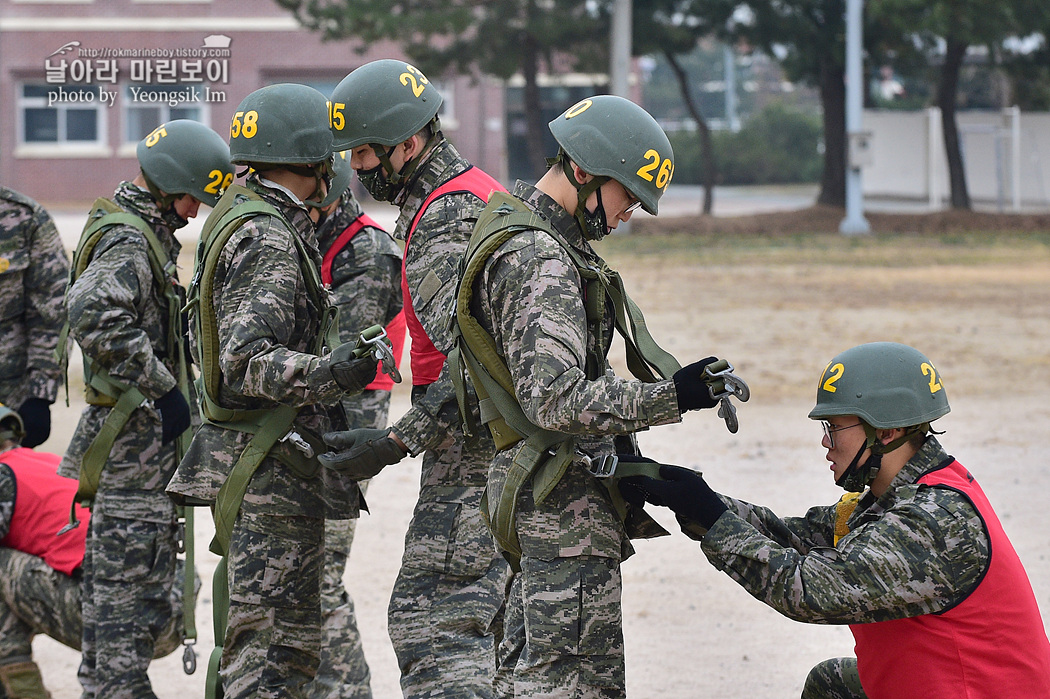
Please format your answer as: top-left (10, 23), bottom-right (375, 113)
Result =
top-left (548, 94), bottom-right (674, 240)
top-left (229, 83), bottom-right (334, 205)
top-left (317, 150), bottom-right (353, 209)
top-left (0, 404), bottom-right (25, 444)
top-left (328, 59), bottom-right (443, 201)
top-left (809, 341), bottom-right (951, 491)
top-left (229, 83), bottom-right (333, 166)
top-left (137, 119), bottom-right (233, 208)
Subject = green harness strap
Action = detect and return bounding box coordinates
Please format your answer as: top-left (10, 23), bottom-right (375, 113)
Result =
top-left (187, 185), bottom-right (336, 699)
top-left (56, 198), bottom-right (199, 668)
top-left (449, 192), bottom-right (678, 570)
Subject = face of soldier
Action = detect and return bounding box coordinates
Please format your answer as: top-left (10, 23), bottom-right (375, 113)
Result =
top-left (821, 416), bottom-right (867, 482)
top-left (172, 193), bottom-right (202, 220)
top-left (583, 178), bottom-right (641, 233)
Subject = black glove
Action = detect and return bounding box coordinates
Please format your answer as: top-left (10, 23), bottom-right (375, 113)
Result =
top-left (672, 357), bottom-right (721, 413)
top-left (17, 397), bottom-right (51, 448)
top-left (319, 427), bottom-right (408, 480)
top-left (326, 341), bottom-right (380, 393)
top-left (619, 464), bottom-right (727, 531)
top-left (615, 454), bottom-right (658, 509)
top-left (155, 387), bottom-right (191, 445)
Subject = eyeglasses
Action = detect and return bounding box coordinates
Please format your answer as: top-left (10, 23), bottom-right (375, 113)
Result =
top-left (821, 420), bottom-right (863, 448)
top-left (624, 196), bottom-right (642, 214)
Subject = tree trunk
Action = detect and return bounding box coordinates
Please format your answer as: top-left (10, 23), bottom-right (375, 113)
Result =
top-left (665, 49), bottom-right (716, 214)
top-left (938, 38), bottom-right (971, 210)
top-left (522, 32), bottom-right (548, 180)
top-left (817, 61), bottom-right (847, 207)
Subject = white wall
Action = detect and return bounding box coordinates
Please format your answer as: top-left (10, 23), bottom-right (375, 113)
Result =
top-left (861, 108), bottom-right (1050, 210)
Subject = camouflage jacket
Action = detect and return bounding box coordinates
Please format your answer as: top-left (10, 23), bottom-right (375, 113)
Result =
top-left (316, 191), bottom-right (402, 349)
top-left (0, 462), bottom-right (13, 539)
top-left (701, 436), bottom-right (990, 624)
top-left (166, 176), bottom-right (360, 518)
top-left (58, 183), bottom-right (184, 510)
top-left (470, 181), bottom-right (680, 561)
top-left (0, 188), bottom-right (69, 408)
top-left (387, 140), bottom-right (495, 489)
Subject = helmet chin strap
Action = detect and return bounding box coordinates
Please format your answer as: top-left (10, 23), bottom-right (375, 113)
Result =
top-left (835, 423), bottom-right (927, 492)
top-left (553, 152), bottom-right (609, 240)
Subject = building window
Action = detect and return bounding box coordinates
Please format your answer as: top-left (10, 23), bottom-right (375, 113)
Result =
top-left (18, 83), bottom-right (105, 146)
top-left (124, 84), bottom-right (206, 144)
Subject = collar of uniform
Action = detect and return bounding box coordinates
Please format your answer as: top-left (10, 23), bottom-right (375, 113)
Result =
top-left (511, 180), bottom-right (594, 255)
top-left (112, 181), bottom-right (179, 256)
top-left (886, 435), bottom-right (951, 493)
top-left (392, 138), bottom-right (464, 239)
top-left (247, 175), bottom-right (318, 248)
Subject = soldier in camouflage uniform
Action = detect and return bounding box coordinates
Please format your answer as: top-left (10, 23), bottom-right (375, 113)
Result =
top-left (621, 342), bottom-right (1050, 699)
top-left (0, 407), bottom-right (192, 699)
top-left (308, 153), bottom-right (404, 699)
top-left (321, 60), bottom-right (511, 698)
top-left (58, 120), bottom-right (232, 699)
top-left (165, 84), bottom-right (380, 699)
top-left (0, 187), bottom-right (69, 449)
top-left (455, 95), bottom-right (735, 698)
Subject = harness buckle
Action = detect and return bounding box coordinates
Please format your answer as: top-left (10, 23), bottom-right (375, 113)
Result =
top-left (704, 360), bottom-right (749, 434)
top-left (280, 430), bottom-right (315, 459)
top-left (360, 327), bottom-right (402, 384)
top-left (182, 641), bottom-right (197, 674)
top-left (175, 519), bottom-right (186, 554)
top-left (582, 453), bottom-right (619, 479)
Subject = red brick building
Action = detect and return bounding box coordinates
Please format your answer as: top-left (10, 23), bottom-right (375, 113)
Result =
top-left (0, 0), bottom-right (509, 206)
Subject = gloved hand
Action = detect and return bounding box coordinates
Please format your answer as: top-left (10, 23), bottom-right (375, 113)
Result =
top-left (17, 397), bottom-right (51, 448)
top-left (155, 387), bottom-right (191, 445)
top-left (672, 357), bottom-right (721, 413)
top-left (618, 464), bottom-right (727, 530)
top-left (319, 427), bottom-right (408, 481)
top-left (326, 340), bottom-right (380, 393)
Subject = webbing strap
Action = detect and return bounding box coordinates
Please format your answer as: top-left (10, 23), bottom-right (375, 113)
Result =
top-left (209, 405), bottom-right (298, 557)
top-left (205, 557), bottom-right (228, 699)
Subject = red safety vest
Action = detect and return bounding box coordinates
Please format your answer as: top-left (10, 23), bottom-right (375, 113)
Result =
top-left (321, 212), bottom-right (406, 391)
top-left (0, 447), bottom-right (89, 575)
top-left (403, 166), bottom-right (506, 386)
top-left (852, 460), bottom-right (1050, 698)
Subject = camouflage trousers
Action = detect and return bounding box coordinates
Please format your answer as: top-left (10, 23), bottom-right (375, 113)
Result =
top-left (222, 510), bottom-right (324, 699)
top-left (79, 503), bottom-right (179, 699)
top-left (802, 657), bottom-right (868, 699)
top-left (388, 485), bottom-right (510, 699)
top-left (304, 389), bottom-right (390, 699)
top-left (307, 490), bottom-right (371, 699)
top-left (495, 555), bottom-right (624, 699)
top-left (0, 548), bottom-right (190, 662)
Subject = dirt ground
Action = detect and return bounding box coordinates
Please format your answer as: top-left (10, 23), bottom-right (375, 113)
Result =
top-left (30, 209), bottom-right (1050, 698)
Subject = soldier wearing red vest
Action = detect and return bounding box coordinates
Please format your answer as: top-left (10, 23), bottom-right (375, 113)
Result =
top-left (320, 60), bottom-right (512, 698)
top-left (620, 342), bottom-right (1050, 699)
top-left (0, 406), bottom-right (188, 699)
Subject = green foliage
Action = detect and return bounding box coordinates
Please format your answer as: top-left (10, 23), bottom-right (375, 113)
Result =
top-left (668, 103), bottom-right (823, 185)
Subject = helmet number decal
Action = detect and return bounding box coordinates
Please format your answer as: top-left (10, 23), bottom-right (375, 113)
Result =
top-left (399, 64), bottom-right (430, 98)
top-left (821, 362), bottom-right (845, 393)
top-left (564, 99), bottom-right (593, 118)
top-left (920, 363), bottom-right (944, 394)
top-left (636, 149), bottom-right (674, 190)
top-left (144, 125), bottom-right (167, 148)
top-left (328, 101), bottom-right (346, 131)
top-left (230, 110), bottom-right (259, 139)
top-left (204, 169), bottom-right (234, 195)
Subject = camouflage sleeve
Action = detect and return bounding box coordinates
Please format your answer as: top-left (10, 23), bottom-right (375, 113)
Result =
top-left (217, 217), bottom-right (344, 406)
top-left (390, 362), bottom-right (457, 454)
top-left (700, 488), bottom-right (988, 624)
top-left (0, 464), bottom-right (13, 539)
top-left (723, 496), bottom-right (838, 552)
top-left (330, 226), bottom-right (403, 342)
top-left (23, 204), bottom-right (69, 402)
top-left (67, 228), bottom-right (176, 399)
top-left (404, 193), bottom-right (475, 355)
top-left (486, 230), bottom-right (680, 435)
